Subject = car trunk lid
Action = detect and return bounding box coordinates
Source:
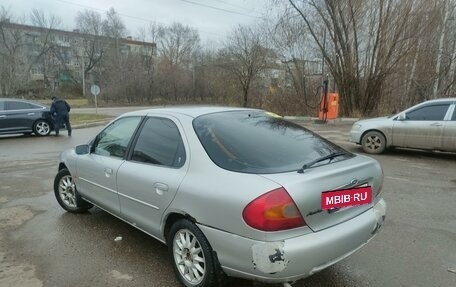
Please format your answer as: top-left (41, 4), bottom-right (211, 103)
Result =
top-left (259, 155), bottom-right (383, 232)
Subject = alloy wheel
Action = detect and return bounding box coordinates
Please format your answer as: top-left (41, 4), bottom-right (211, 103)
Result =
top-left (365, 135), bottom-right (382, 151)
top-left (36, 121), bottom-right (50, 135)
top-left (173, 229), bottom-right (206, 285)
top-left (58, 175), bottom-right (77, 208)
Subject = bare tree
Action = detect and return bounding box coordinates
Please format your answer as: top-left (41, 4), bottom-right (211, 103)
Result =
top-left (75, 10), bottom-right (105, 80)
top-left (0, 7), bottom-right (60, 96)
top-left (156, 22), bottom-right (200, 101)
top-left (266, 11), bottom-right (322, 114)
top-left (285, 0), bottom-right (427, 115)
top-left (0, 8), bottom-right (26, 96)
top-left (29, 9), bottom-right (62, 90)
top-left (219, 25), bottom-right (269, 107)
top-left (102, 8), bottom-right (126, 39)
top-left (431, 0), bottom-right (456, 97)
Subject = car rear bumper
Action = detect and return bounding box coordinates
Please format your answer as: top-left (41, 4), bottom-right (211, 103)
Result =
top-left (197, 198), bottom-right (386, 283)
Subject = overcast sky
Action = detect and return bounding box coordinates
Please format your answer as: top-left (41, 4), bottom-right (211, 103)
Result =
top-left (2, 0), bottom-right (269, 45)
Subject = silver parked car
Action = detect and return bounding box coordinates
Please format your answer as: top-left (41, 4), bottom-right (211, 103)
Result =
top-left (54, 107), bottom-right (386, 286)
top-left (351, 98), bottom-right (456, 154)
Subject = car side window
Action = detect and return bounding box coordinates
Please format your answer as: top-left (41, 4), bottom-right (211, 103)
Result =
top-left (0, 101), bottom-right (4, 111)
top-left (6, 101), bottom-right (33, 110)
top-left (406, 104), bottom-right (450, 121)
top-left (452, 107), bottom-right (456, 121)
top-left (92, 117), bottom-right (141, 158)
top-left (131, 117), bottom-right (186, 168)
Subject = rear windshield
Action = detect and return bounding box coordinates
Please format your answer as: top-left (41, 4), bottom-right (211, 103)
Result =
top-left (193, 110), bottom-right (352, 174)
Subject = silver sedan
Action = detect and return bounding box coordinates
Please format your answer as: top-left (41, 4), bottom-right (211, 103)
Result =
top-left (351, 98), bottom-right (456, 154)
top-left (54, 107), bottom-right (386, 286)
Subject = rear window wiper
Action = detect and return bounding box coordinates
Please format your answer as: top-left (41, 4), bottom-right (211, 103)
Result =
top-left (297, 152), bottom-right (347, 173)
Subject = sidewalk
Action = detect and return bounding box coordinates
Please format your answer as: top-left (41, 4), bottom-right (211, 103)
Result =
top-left (284, 116), bottom-right (359, 125)
top-left (72, 119), bottom-right (112, 129)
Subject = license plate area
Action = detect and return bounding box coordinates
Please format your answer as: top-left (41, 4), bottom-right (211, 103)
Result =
top-left (321, 186), bottom-right (372, 210)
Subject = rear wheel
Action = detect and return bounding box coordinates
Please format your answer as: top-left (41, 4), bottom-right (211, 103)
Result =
top-left (33, 120), bottom-right (51, 136)
top-left (167, 219), bottom-right (220, 287)
top-left (361, 131), bottom-right (386, 154)
top-left (54, 168), bottom-right (92, 213)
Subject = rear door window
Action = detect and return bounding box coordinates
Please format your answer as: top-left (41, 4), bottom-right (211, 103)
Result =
top-left (130, 117), bottom-right (186, 167)
top-left (406, 104), bottom-right (450, 121)
top-left (0, 101), bottom-right (4, 111)
top-left (193, 111), bottom-right (351, 174)
top-left (452, 106), bottom-right (456, 121)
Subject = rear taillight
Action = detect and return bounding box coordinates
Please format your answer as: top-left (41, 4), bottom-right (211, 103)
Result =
top-left (242, 187), bottom-right (306, 231)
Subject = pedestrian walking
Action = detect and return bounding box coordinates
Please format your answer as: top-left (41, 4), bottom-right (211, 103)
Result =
top-left (50, 96), bottom-right (72, 136)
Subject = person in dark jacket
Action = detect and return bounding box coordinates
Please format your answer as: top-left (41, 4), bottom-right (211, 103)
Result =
top-left (50, 96), bottom-right (72, 136)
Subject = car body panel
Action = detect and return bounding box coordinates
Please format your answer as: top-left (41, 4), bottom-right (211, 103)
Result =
top-left (391, 119), bottom-right (445, 149)
top-left (259, 155), bottom-right (383, 233)
top-left (117, 114), bottom-right (190, 238)
top-left (0, 98), bottom-right (53, 135)
top-left (350, 98), bottom-right (456, 152)
top-left (197, 198), bottom-right (386, 283)
top-left (443, 105), bottom-right (456, 151)
top-left (57, 106), bottom-right (386, 284)
top-left (75, 154), bottom-right (125, 214)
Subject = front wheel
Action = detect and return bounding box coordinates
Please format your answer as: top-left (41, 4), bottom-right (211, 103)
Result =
top-left (167, 219), bottom-right (221, 287)
top-left (33, 120), bottom-right (51, 136)
top-left (361, 131), bottom-right (386, 154)
top-left (54, 168), bottom-right (92, 213)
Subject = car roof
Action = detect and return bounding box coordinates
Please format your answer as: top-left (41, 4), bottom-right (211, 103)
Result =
top-left (0, 98), bottom-right (45, 104)
top-left (0, 98), bottom-right (33, 101)
top-left (423, 98), bottom-right (456, 104)
top-left (121, 106), bottom-right (260, 118)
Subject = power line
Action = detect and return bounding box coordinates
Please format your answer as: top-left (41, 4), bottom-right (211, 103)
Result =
top-left (179, 0), bottom-right (262, 19)
top-left (207, 0), bottom-right (264, 17)
top-left (55, 0), bottom-right (224, 37)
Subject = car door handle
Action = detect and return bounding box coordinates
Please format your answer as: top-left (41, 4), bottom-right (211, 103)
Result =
top-left (154, 182), bottom-right (169, 195)
top-left (27, 112), bottom-right (35, 116)
top-left (104, 168), bottom-right (113, 177)
top-left (430, 122), bottom-right (442, 127)
top-left (0, 115), bottom-right (5, 118)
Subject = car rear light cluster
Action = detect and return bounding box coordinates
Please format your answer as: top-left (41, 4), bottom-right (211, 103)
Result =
top-left (242, 187), bottom-right (306, 231)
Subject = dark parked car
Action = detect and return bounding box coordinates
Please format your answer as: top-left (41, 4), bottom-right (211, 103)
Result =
top-left (0, 98), bottom-right (54, 136)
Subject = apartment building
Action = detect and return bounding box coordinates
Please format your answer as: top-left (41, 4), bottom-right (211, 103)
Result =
top-left (0, 20), bottom-right (156, 90)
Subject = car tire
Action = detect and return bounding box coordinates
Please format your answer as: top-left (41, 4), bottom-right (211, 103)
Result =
top-left (167, 219), bottom-right (221, 287)
top-left (33, 119), bottom-right (51, 136)
top-left (54, 168), bottom-right (93, 213)
top-left (361, 131), bottom-right (386, 154)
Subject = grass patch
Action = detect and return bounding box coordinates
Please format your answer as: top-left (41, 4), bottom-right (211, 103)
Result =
top-left (39, 98), bottom-right (89, 107)
top-left (70, 113), bottom-right (113, 125)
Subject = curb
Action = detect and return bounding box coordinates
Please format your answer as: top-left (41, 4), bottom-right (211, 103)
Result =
top-left (72, 120), bottom-right (111, 129)
top-left (285, 116), bottom-right (359, 124)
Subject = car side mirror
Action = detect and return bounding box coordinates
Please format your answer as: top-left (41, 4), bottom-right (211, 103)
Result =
top-left (75, 144), bottom-right (90, 155)
top-left (397, 113), bottom-right (406, 121)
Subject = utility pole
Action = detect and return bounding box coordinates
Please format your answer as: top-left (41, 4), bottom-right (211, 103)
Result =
top-left (81, 55), bottom-right (85, 97)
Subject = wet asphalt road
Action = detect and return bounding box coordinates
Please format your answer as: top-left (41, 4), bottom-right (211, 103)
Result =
top-left (0, 121), bottom-right (455, 287)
